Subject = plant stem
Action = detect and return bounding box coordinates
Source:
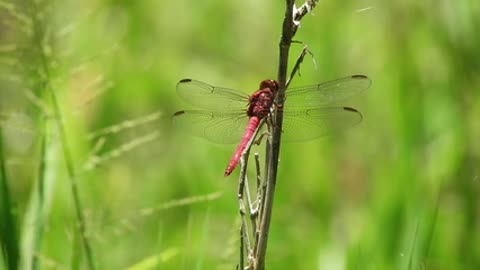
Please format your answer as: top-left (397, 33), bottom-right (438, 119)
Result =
top-left (254, 2), bottom-right (295, 269)
top-left (47, 75), bottom-right (96, 270)
top-left (0, 128), bottom-right (20, 270)
top-left (254, 1), bottom-right (320, 269)
top-left (30, 2), bottom-right (96, 269)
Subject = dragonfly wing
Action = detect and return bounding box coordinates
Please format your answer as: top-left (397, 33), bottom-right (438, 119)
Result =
top-left (281, 107), bottom-right (363, 142)
top-left (173, 110), bottom-right (249, 144)
top-left (285, 75), bottom-right (371, 109)
top-left (176, 79), bottom-right (250, 111)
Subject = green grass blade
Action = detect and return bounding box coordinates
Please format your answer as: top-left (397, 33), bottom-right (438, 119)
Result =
top-left (0, 127), bottom-right (20, 270)
top-left (407, 220), bottom-right (420, 270)
top-left (420, 197), bottom-right (440, 269)
top-left (20, 119), bottom-right (58, 270)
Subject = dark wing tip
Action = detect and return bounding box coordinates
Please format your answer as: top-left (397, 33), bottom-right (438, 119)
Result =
top-left (343, 106), bottom-right (359, 113)
top-left (176, 79), bottom-right (193, 90)
top-left (173, 110), bottom-right (186, 116)
top-left (344, 106), bottom-right (363, 122)
top-left (179, 78), bottom-right (193, 83)
top-left (351, 74), bottom-right (368, 79)
top-left (351, 74), bottom-right (372, 89)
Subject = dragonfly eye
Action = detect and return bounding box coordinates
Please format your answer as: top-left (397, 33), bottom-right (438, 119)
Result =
top-left (259, 79), bottom-right (279, 91)
top-left (271, 80), bottom-right (279, 91)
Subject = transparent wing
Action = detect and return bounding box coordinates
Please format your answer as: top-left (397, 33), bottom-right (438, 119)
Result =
top-left (172, 110), bottom-right (249, 144)
top-left (176, 79), bottom-right (250, 111)
top-left (285, 75), bottom-right (371, 109)
top-left (280, 107), bottom-right (363, 142)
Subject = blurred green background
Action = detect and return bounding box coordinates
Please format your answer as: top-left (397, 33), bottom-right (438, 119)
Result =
top-left (1, 0), bottom-right (479, 269)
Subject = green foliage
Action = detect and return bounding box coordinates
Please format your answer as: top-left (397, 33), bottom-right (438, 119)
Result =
top-left (0, 127), bottom-right (19, 270)
top-left (0, 0), bottom-right (479, 269)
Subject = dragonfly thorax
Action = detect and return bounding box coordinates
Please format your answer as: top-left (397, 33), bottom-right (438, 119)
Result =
top-left (247, 84), bottom-right (276, 118)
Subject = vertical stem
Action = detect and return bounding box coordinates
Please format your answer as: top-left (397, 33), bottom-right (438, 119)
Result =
top-left (30, 2), bottom-right (96, 269)
top-left (253, 153), bottom-right (262, 257)
top-left (238, 121), bottom-right (264, 267)
top-left (0, 129), bottom-right (20, 270)
top-left (255, 1), bottom-right (295, 269)
top-left (32, 129), bottom-right (47, 270)
top-left (240, 224), bottom-right (244, 270)
top-left (47, 79), bottom-right (96, 270)
top-left (238, 157), bottom-right (253, 254)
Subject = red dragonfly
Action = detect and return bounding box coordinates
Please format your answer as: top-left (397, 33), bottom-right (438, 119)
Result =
top-left (173, 75), bottom-right (371, 176)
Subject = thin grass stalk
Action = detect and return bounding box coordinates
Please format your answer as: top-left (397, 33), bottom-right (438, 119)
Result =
top-left (421, 196), bottom-right (440, 268)
top-left (19, 118), bottom-right (51, 270)
top-left (30, 2), bottom-right (96, 269)
top-left (407, 220), bottom-right (420, 270)
top-left (239, 224), bottom-right (245, 270)
top-left (0, 127), bottom-right (20, 270)
top-left (43, 56), bottom-right (96, 270)
top-left (32, 131), bottom-right (47, 270)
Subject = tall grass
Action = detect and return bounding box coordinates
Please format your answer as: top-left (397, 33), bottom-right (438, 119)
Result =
top-left (29, 0), bottom-right (96, 268)
top-left (0, 0), bottom-right (479, 269)
top-left (0, 0), bottom-right (96, 268)
top-left (20, 119), bottom-right (59, 270)
top-left (0, 127), bottom-right (19, 270)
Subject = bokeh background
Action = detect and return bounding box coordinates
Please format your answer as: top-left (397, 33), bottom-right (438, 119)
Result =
top-left (1, 0), bottom-right (479, 269)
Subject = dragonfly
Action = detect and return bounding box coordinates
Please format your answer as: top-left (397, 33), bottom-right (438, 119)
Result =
top-left (173, 75), bottom-right (371, 176)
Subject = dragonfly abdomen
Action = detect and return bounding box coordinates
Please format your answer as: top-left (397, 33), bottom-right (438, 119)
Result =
top-left (224, 116), bottom-right (261, 176)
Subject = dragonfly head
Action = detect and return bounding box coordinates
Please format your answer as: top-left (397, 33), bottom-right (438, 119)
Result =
top-left (259, 80), bottom-right (279, 92)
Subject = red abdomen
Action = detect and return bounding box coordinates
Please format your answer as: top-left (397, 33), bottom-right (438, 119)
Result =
top-left (224, 117), bottom-right (261, 176)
